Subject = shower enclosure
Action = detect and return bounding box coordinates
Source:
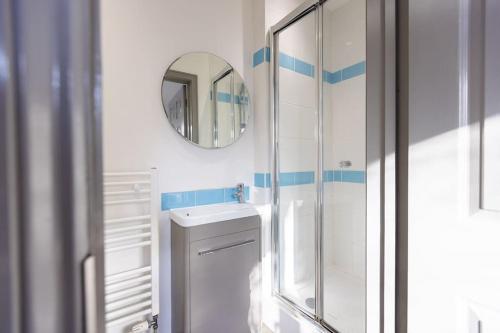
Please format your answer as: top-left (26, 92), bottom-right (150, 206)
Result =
top-left (270, 0), bottom-right (367, 331)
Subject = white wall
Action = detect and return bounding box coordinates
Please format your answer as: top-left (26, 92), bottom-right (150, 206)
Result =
top-left (101, 0), bottom-right (255, 193)
top-left (100, 0), bottom-right (256, 331)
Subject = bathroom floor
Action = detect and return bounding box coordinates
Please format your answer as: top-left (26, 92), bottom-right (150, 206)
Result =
top-left (284, 265), bottom-right (365, 333)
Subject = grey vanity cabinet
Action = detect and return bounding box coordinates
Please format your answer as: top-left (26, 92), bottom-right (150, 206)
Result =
top-left (171, 215), bottom-right (260, 333)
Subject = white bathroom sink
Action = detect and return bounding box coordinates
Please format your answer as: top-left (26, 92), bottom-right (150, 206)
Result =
top-left (170, 203), bottom-right (259, 227)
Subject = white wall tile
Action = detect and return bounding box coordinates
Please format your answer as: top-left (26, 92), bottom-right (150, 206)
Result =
top-left (279, 138), bottom-right (317, 172)
top-left (322, 0), bottom-right (366, 286)
top-left (253, 63), bottom-right (271, 172)
top-left (329, 75), bottom-right (366, 169)
top-left (280, 185), bottom-right (316, 284)
top-left (277, 11), bottom-right (316, 64)
top-left (324, 0), bottom-right (366, 71)
top-left (278, 69), bottom-right (317, 109)
top-left (279, 102), bottom-right (316, 140)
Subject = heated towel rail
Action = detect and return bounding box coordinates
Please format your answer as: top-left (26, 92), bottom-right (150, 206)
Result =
top-left (103, 169), bottom-right (159, 331)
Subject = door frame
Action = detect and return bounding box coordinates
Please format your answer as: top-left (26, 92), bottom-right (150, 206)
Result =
top-left (0, 0), bottom-right (105, 331)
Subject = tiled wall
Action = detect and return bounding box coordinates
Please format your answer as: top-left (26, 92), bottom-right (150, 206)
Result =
top-left (250, 0), bottom-right (366, 287)
top-left (254, 170), bottom-right (365, 188)
top-left (323, 0), bottom-right (366, 281)
top-left (276, 11), bottom-right (318, 285)
top-left (161, 186), bottom-right (250, 210)
top-left (253, 0), bottom-right (368, 332)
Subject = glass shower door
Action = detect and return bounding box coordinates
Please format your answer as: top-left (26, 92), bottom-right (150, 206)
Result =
top-left (272, 1), bottom-right (368, 331)
top-left (274, 8), bottom-right (318, 315)
top-left (322, 0), bottom-right (366, 331)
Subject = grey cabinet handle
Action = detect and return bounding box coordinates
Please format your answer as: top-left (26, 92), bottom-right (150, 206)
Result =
top-left (198, 239), bottom-right (255, 256)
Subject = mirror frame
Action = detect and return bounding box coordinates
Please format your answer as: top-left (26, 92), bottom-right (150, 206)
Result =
top-left (161, 52), bottom-right (251, 149)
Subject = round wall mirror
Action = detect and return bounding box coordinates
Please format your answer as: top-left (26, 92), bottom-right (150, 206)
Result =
top-left (161, 52), bottom-right (250, 149)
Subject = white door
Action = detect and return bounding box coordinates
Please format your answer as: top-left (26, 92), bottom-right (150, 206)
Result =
top-left (406, 0), bottom-right (500, 332)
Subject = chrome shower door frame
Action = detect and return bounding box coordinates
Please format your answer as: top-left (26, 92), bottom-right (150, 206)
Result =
top-left (269, 0), bottom-right (326, 326)
top-left (269, 0), bottom-right (396, 332)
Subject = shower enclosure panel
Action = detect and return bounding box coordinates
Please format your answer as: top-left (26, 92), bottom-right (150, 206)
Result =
top-left (322, 0), bottom-right (366, 332)
top-left (272, 4), bottom-right (320, 318)
top-left (271, 0), bottom-right (368, 332)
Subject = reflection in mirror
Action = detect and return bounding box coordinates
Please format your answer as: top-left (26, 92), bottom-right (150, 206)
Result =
top-left (161, 52), bottom-right (250, 149)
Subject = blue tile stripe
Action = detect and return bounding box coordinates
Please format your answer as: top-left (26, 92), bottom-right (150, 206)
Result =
top-left (341, 61), bottom-right (366, 80)
top-left (253, 48), bottom-right (315, 78)
top-left (339, 170), bottom-right (365, 183)
top-left (323, 61), bottom-right (366, 84)
top-left (278, 52), bottom-right (315, 78)
top-left (254, 173), bottom-right (270, 188)
top-left (234, 95), bottom-right (249, 105)
top-left (323, 70), bottom-right (342, 84)
top-left (294, 58), bottom-right (314, 77)
top-left (215, 92), bottom-right (249, 105)
top-left (217, 92), bottom-right (232, 103)
top-left (323, 170), bottom-right (342, 182)
top-left (254, 170), bottom-right (365, 188)
top-left (279, 52), bottom-right (294, 70)
top-left (252, 47), bottom-right (271, 67)
top-left (253, 47), bottom-right (364, 83)
top-left (162, 186), bottom-right (250, 211)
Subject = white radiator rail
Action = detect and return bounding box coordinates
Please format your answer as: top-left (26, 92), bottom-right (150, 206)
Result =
top-left (104, 171), bottom-right (152, 177)
top-left (105, 224), bottom-right (151, 235)
top-left (106, 275), bottom-right (152, 292)
top-left (105, 266), bottom-right (152, 283)
top-left (105, 241), bottom-right (151, 253)
top-left (105, 232), bottom-right (152, 244)
top-left (103, 168), bottom-right (160, 330)
top-left (106, 284), bottom-right (153, 302)
top-left (106, 292), bottom-right (152, 312)
top-left (104, 189), bottom-right (151, 196)
top-left (105, 198), bottom-right (151, 206)
top-left (104, 180), bottom-right (151, 186)
top-left (106, 300), bottom-right (152, 321)
top-left (105, 215), bottom-right (151, 225)
top-left (106, 309), bottom-right (152, 329)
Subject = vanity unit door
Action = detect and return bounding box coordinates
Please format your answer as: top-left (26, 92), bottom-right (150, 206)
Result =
top-left (189, 228), bottom-right (260, 333)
